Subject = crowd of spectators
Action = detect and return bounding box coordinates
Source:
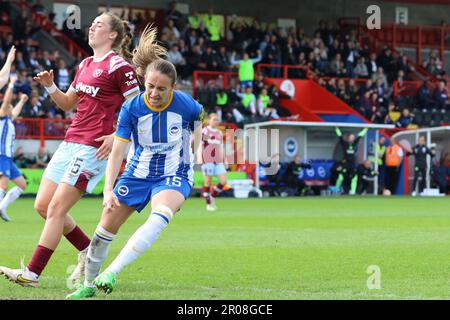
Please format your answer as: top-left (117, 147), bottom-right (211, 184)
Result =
top-left (318, 47), bottom-right (449, 128)
top-left (0, 2), bottom-right (78, 122)
top-left (0, 1), bottom-right (447, 196)
top-left (13, 146), bottom-right (51, 169)
top-left (1, 1), bottom-right (449, 131)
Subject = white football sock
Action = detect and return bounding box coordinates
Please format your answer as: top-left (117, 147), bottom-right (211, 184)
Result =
top-left (0, 186), bottom-right (23, 211)
top-left (84, 225), bottom-right (116, 288)
top-left (105, 205), bottom-right (173, 275)
top-left (0, 189), bottom-right (6, 202)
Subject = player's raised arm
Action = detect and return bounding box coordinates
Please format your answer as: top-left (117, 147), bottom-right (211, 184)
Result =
top-left (11, 93), bottom-right (29, 121)
top-left (0, 76), bottom-right (17, 116)
top-left (0, 46), bottom-right (16, 90)
top-left (33, 69), bottom-right (78, 111)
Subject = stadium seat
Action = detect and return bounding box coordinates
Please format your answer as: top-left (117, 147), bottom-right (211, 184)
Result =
top-left (422, 112), bottom-right (432, 126)
top-left (414, 112), bottom-right (424, 126)
top-left (432, 110), bottom-right (443, 125)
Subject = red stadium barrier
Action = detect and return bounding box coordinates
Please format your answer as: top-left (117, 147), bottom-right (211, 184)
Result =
top-left (15, 118), bottom-right (72, 147)
top-left (339, 17), bottom-right (450, 71)
top-left (192, 70), bottom-right (238, 98)
top-left (318, 76), bottom-right (368, 86)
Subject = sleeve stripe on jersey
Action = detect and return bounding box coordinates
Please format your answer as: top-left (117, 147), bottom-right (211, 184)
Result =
top-left (114, 136), bottom-right (131, 142)
top-left (123, 86), bottom-right (140, 98)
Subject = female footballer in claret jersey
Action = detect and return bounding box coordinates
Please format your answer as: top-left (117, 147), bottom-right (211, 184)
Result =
top-left (67, 26), bottom-right (204, 299)
top-left (200, 113), bottom-right (229, 211)
top-left (0, 13), bottom-right (161, 288)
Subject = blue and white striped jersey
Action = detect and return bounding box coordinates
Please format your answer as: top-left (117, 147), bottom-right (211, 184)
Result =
top-left (0, 116), bottom-right (15, 158)
top-left (115, 90), bottom-right (204, 184)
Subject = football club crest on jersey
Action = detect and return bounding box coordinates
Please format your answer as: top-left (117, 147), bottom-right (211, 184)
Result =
top-left (169, 124), bottom-right (181, 136)
top-left (93, 69), bottom-right (103, 78)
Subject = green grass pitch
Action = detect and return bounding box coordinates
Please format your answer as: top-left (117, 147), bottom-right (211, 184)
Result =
top-left (0, 196), bottom-right (450, 300)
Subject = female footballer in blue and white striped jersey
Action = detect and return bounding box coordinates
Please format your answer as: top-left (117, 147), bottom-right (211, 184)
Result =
top-left (0, 47), bottom-right (29, 222)
top-left (67, 26), bottom-right (204, 299)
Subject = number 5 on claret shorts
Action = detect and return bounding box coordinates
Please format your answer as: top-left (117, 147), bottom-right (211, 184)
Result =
top-left (69, 157), bottom-right (84, 175)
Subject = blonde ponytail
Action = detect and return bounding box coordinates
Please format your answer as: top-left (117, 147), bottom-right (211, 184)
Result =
top-left (132, 24), bottom-right (167, 80)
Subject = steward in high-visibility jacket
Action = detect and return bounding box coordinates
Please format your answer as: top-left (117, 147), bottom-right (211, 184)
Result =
top-left (385, 143), bottom-right (403, 167)
top-left (384, 141), bottom-right (404, 194)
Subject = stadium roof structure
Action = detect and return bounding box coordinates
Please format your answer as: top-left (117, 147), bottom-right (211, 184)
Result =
top-left (244, 121), bottom-right (395, 194)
